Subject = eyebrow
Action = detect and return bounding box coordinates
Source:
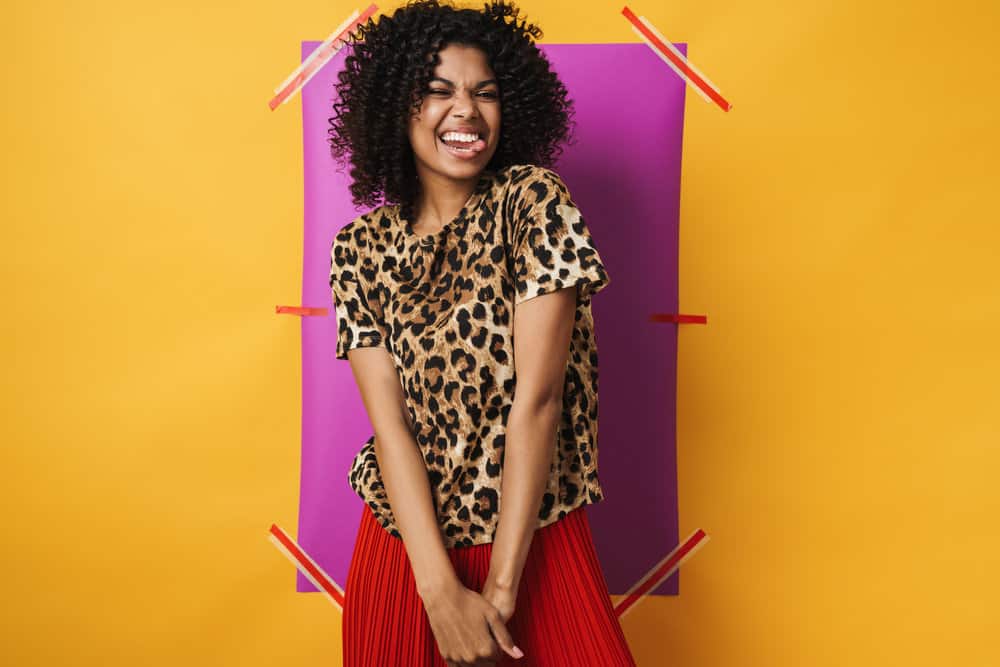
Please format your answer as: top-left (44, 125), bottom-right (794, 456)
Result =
top-left (430, 77), bottom-right (498, 88)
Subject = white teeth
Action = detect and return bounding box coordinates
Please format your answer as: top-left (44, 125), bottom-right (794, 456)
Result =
top-left (440, 131), bottom-right (480, 142)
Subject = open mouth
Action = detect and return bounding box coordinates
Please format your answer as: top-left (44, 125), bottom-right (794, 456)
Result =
top-left (439, 131), bottom-right (487, 154)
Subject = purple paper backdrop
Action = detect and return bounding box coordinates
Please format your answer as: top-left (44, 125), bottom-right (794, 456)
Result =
top-left (298, 42), bottom-right (686, 597)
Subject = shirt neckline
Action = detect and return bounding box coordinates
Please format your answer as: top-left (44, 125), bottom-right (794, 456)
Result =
top-left (397, 170), bottom-right (495, 249)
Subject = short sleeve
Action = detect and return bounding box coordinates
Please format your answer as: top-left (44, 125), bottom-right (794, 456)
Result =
top-left (511, 166), bottom-right (611, 306)
top-left (329, 225), bottom-right (391, 360)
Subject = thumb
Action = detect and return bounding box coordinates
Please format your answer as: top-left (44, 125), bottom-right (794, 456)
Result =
top-left (486, 615), bottom-right (524, 660)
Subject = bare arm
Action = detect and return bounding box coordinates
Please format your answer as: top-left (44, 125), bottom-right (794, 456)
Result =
top-left (348, 345), bottom-right (524, 663)
top-left (486, 285), bottom-right (578, 596)
top-left (346, 346), bottom-right (459, 597)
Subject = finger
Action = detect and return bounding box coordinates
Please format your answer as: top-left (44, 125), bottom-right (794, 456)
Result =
top-left (485, 613), bottom-right (523, 660)
top-left (472, 651), bottom-right (497, 667)
top-left (481, 616), bottom-right (504, 661)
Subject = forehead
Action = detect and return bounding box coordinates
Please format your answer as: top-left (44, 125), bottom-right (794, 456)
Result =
top-left (432, 44), bottom-right (494, 79)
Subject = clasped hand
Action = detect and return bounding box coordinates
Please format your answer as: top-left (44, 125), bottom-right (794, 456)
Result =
top-left (423, 576), bottom-right (522, 666)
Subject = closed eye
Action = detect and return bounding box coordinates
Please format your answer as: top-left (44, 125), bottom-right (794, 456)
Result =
top-left (427, 89), bottom-right (499, 98)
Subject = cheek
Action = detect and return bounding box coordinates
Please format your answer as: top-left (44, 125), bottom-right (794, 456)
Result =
top-left (413, 111), bottom-right (439, 134)
top-left (408, 115), bottom-right (432, 141)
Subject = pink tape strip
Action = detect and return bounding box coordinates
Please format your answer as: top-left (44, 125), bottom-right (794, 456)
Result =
top-left (268, 4), bottom-right (379, 110)
top-left (268, 523), bottom-right (345, 609)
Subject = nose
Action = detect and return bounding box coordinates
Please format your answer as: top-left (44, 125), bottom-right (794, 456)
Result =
top-left (452, 90), bottom-right (480, 118)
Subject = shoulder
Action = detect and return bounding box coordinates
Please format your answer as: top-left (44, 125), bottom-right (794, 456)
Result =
top-left (330, 209), bottom-right (391, 283)
top-left (332, 206), bottom-right (391, 254)
top-left (495, 163), bottom-right (567, 204)
top-left (497, 164), bottom-right (573, 218)
top-left (500, 163), bottom-right (565, 188)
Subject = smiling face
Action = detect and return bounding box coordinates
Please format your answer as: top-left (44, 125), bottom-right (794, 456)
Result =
top-left (407, 43), bottom-right (501, 187)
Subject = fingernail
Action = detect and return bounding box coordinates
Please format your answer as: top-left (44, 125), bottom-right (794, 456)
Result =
top-left (512, 645), bottom-right (524, 659)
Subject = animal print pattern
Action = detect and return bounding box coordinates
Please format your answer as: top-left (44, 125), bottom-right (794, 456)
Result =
top-left (329, 164), bottom-right (611, 548)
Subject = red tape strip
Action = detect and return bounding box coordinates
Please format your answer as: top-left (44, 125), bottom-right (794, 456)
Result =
top-left (269, 523), bottom-right (345, 608)
top-left (276, 305), bottom-right (328, 316)
top-left (615, 528), bottom-right (710, 618)
top-left (621, 6), bottom-right (732, 112)
top-left (650, 313), bottom-right (707, 324)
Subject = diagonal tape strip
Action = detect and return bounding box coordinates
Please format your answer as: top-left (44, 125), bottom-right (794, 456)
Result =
top-left (269, 523), bottom-right (345, 609)
top-left (638, 16), bottom-right (723, 102)
top-left (269, 4), bottom-right (379, 110)
top-left (615, 528), bottom-right (710, 619)
top-left (621, 5), bottom-right (732, 112)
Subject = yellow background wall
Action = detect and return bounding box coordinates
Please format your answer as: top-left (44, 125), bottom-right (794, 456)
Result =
top-left (3, 0), bottom-right (997, 664)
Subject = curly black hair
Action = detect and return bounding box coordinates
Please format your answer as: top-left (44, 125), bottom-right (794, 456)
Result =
top-left (327, 0), bottom-right (576, 221)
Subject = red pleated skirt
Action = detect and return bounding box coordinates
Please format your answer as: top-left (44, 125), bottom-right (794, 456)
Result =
top-left (342, 505), bottom-right (637, 666)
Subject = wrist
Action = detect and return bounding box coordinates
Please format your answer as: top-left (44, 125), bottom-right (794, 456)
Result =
top-left (486, 567), bottom-right (519, 593)
top-left (415, 569), bottom-right (461, 602)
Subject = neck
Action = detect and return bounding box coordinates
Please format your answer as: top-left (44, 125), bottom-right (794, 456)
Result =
top-left (413, 168), bottom-right (483, 230)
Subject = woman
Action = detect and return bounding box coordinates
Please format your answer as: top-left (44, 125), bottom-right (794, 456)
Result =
top-left (327, 1), bottom-right (636, 665)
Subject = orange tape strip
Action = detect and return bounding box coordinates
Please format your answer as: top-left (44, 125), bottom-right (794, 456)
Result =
top-left (621, 6), bottom-right (732, 112)
top-left (268, 4), bottom-right (379, 110)
top-left (649, 313), bottom-right (707, 324)
top-left (615, 528), bottom-right (710, 619)
top-left (268, 523), bottom-right (346, 609)
top-left (276, 305), bottom-right (328, 316)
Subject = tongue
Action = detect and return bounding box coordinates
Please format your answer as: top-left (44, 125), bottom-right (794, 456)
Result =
top-left (443, 138), bottom-right (486, 151)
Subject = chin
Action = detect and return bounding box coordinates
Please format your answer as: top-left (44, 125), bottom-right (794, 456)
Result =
top-left (434, 153), bottom-right (493, 177)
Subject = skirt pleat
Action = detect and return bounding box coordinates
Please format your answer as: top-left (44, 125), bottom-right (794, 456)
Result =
top-left (342, 505), bottom-right (637, 666)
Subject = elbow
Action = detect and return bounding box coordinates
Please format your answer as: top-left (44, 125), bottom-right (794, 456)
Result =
top-left (372, 413), bottom-right (416, 453)
top-left (513, 390), bottom-right (563, 420)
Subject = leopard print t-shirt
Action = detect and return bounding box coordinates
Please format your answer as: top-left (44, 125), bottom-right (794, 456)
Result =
top-left (328, 163), bottom-right (611, 549)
